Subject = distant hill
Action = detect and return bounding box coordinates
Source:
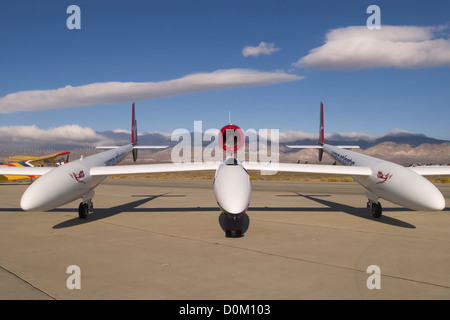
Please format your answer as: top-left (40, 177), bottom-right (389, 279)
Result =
top-left (1, 130), bottom-right (448, 165)
top-left (286, 130), bottom-right (448, 150)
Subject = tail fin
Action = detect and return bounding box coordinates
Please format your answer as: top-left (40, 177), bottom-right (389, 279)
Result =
top-left (318, 102), bottom-right (324, 161)
top-left (319, 102), bottom-right (325, 145)
top-left (131, 102), bottom-right (138, 162)
top-left (287, 101), bottom-right (359, 161)
top-left (286, 101), bottom-right (325, 161)
top-left (131, 102), bottom-right (138, 145)
top-left (96, 102), bottom-right (168, 157)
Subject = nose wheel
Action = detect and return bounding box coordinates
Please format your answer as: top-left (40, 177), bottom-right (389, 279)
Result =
top-left (367, 200), bottom-right (382, 218)
top-left (219, 212), bottom-right (249, 238)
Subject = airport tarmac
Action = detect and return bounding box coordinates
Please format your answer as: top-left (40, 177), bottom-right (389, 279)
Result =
top-left (0, 178), bottom-right (449, 300)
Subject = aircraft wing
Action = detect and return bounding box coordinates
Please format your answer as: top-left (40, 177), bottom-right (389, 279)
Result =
top-left (408, 166), bottom-right (450, 176)
top-left (243, 162), bottom-right (372, 176)
top-left (0, 166), bottom-right (54, 177)
top-left (96, 146), bottom-right (168, 150)
top-left (5, 155), bottom-right (37, 163)
top-left (90, 162), bottom-right (372, 177)
top-left (27, 151), bottom-right (70, 163)
top-left (6, 151), bottom-right (70, 164)
top-left (90, 162), bottom-right (220, 176)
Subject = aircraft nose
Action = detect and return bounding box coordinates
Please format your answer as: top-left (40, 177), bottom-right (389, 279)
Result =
top-left (411, 181), bottom-right (446, 211)
top-left (213, 163), bottom-right (251, 215)
top-left (20, 183), bottom-right (51, 211)
top-left (19, 161), bottom-right (91, 212)
top-left (388, 168), bottom-right (447, 212)
top-left (20, 190), bottom-right (40, 211)
top-left (425, 189), bottom-right (446, 211)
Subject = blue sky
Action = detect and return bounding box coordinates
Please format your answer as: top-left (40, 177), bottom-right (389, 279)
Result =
top-left (1, 0), bottom-right (449, 143)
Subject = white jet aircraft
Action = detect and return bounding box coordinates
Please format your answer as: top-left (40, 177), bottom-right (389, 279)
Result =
top-left (284, 102), bottom-right (448, 218)
top-left (0, 102), bottom-right (448, 237)
top-left (0, 103), bottom-right (170, 218)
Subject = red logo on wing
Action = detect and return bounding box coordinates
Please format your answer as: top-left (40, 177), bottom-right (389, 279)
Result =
top-left (70, 170), bottom-right (86, 183)
top-left (376, 171), bottom-right (393, 184)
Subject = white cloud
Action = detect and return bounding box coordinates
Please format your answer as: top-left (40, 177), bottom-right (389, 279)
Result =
top-left (328, 131), bottom-right (378, 141)
top-left (0, 125), bottom-right (113, 146)
top-left (112, 129), bottom-right (131, 134)
top-left (294, 25), bottom-right (450, 69)
top-left (278, 130), bottom-right (394, 143)
top-left (147, 131), bottom-right (172, 138)
top-left (0, 69), bottom-right (301, 114)
top-left (113, 129), bottom-right (149, 137)
top-left (242, 42), bottom-right (280, 57)
top-left (278, 130), bottom-right (317, 143)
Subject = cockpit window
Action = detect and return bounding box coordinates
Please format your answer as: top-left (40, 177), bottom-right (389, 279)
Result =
top-left (225, 158), bottom-right (238, 165)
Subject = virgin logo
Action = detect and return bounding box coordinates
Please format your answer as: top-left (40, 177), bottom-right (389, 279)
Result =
top-left (376, 171), bottom-right (392, 184)
top-left (70, 170), bottom-right (86, 184)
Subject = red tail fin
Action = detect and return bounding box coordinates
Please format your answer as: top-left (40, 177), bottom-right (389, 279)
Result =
top-left (319, 102), bottom-right (324, 145)
top-left (131, 102), bottom-right (137, 145)
top-left (131, 102), bottom-right (138, 162)
top-left (318, 102), bottom-right (324, 161)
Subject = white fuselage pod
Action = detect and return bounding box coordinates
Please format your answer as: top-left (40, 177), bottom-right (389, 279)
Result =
top-left (213, 158), bottom-right (251, 217)
top-left (323, 144), bottom-right (445, 211)
top-left (20, 145), bottom-right (133, 211)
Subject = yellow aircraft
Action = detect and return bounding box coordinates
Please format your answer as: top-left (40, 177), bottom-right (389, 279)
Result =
top-left (0, 151), bottom-right (70, 181)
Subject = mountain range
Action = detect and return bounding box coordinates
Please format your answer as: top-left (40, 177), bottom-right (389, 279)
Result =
top-left (101, 129), bottom-right (449, 149)
top-left (1, 130), bottom-right (448, 165)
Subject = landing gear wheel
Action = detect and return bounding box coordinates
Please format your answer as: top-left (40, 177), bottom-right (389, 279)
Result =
top-left (219, 212), bottom-right (249, 238)
top-left (367, 200), bottom-right (382, 218)
top-left (372, 202), bottom-right (382, 218)
top-left (225, 229), bottom-right (243, 238)
top-left (78, 202), bottom-right (89, 219)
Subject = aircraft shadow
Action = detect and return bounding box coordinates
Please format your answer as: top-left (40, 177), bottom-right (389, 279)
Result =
top-left (52, 192), bottom-right (416, 230)
top-left (52, 193), bottom-right (188, 229)
top-left (269, 192), bottom-right (416, 229)
top-left (4, 191), bottom-right (445, 230)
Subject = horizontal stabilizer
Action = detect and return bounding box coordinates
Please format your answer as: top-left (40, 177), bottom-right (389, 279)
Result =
top-left (133, 146), bottom-right (169, 149)
top-left (287, 145), bottom-right (360, 149)
top-left (96, 146), bottom-right (168, 150)
top-left (334, 145), bottom-right (360, 149)
top-left (286, 145), bottom-right (322, 149)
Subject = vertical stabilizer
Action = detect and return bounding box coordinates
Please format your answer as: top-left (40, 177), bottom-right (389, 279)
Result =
top-left (131, 102), bottom-right (138, 162)
top-left (318, 102), bottom-right (324, 161)
top-left (131, 102), bottom-right (137, 145)
top-left (319, 102), bottom-right (324, 145)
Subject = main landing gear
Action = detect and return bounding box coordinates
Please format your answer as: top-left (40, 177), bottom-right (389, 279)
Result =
top-left (78, 201), bottom-right (93, 219)
top-left (365, 190), bottom-right (382, 218)
top-left (78, 190), bottom-right (94, 219)
top-left (367, 199), bottom-right (382, 218)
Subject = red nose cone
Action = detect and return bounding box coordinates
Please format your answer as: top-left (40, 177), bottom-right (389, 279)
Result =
top-left (219, 124), bottom-right (244, 152)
